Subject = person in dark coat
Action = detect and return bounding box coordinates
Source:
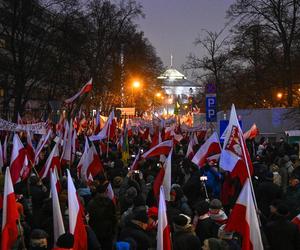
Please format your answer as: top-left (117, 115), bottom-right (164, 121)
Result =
top-left (255, 172), bottom-right (283, 218)
top-left (172, 214), bottom-right (201, 250)
top-left (87, 182), bottom-right (117, 250)
top-left (265, 203), bottom-right (300, 250)
top-left (119, 209), bottom-right (152, 250)
top-left (194, 200), bottom-right (218, 246)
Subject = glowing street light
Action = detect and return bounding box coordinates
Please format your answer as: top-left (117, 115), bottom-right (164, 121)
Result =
top-left (155, 92), bottom-right (162, 98)
top-left (277, 92), bottom-right (283, 99)
top-left (133, 81), bottom-right (141, 89)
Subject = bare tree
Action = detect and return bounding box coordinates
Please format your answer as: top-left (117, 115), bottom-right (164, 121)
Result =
top-left (228, 0), bottom-right (300, 106)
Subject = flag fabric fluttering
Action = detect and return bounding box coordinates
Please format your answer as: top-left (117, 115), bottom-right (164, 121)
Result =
top-left (191, 132), bottom-right (221, 168)
top-left (89, 110), bottom-right (116, 141)
top-left (225, 178), bottom-right (263, 250)
top-left (243, 123), bottom-right (259, 140)
top-left (185, 136), bottom-right (195, 160)
top-left (51, 171), bottom-right (65, 244)
top-left (0, 140), bottom-right (4, 169)
top-left (219, 104), bottom-right (253, 184)
top-left (10, 134), bottom-right (26, 184)
top-left (130, 150), bottom-right (141, 171)
top-left (65, 78), bottom-right (93, 104)
top-left (67, 170), bottom-right (87, 250)
top-left (121, 119), bottom-right (129, 163)
top-left (1, 170), bottom-right (19, 250)
top-left (142, 140), bottom-right (173, 159)
top-left (157, 186), bottom-right (172, 250)
top-left (39, 143), bottom-right (60, 179)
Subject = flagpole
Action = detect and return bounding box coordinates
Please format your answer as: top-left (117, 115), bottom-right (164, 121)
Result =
top-left (106, 117), bottom-right (111, 158)
top-left (239, 132), bottom-right (260, 222)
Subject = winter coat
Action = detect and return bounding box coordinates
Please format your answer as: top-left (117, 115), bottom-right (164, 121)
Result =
top-left (119, 221), bottom-right (152, 250)
top-left (172, 225), bottom-right (201, 250)
top-left (195, 215), bottom-right (218, 245)
top-left (265, 218), bottom-right (300, 250)
top-left (285, 184), bottom-right (300, 218)
top-left (87, 193), bottom-right (117, 246)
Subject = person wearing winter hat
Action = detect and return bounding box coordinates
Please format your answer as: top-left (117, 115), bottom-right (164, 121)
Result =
top-left (265, 203), bottom-right (300, 250)
top-left (52, 233), bottom-right (74, 250)
top-left (29, 229), bottom-right (49, 250)
top-left (87, 179), bottom-right (117, 250)
top-left (194, 200), bottom-right (218, 246)
top-left (218, 225), bottom-right (241, 250)
top-left (202, 238), bottom-right (229, 250)
top-left (172, 214), bottom-right (201, 250)
top-left (209, 199), bottom-right (228, 226)
top-left (119, 209), bottom-right (152, 250)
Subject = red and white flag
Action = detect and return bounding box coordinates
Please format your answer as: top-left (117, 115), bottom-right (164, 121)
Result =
top-left (10, 134), bottom-right (26, 184)
top-left (219, 104), bottom-right (253, 184)
top-left (142, 140), bottom-right (173, 159)
top-left (34, 130), bottom-right (52, 164)
top-left (157, 186), bottom-right (172, 250)
top-left (106, 183), bottom-right (116, 205)
top-left (162, 149), bottom-right (172, 201)
top-left (39, 143), bottom-right (60, 179)
top-left (243, 124), bottom-right (259, 140)
top-left (67, 170), bottom-right (87, 250)
top-left (192, 132), bottom-right (221, 168)
top-left (65, 78), bottom-right (93, 104)
top-left (225, 178), bottom-right (263, 250)
top-left (292, 213), bottom-right (300, 231)
top-left (77, 137), bottom-right (89, 178)
top-left (153, 148), bottom-right (173, 199)
top-left (51, 171), bottom-right (65, 244)
top-left (186, 136), bottom-right (195, 159)
top-left (89, 110), bottom-right (116, 141)
top-left (61, 120), bottom-right (73, 165)
top-left (130, 150), bottom-right (141, 171)
top-left (1, 170), bottom-right (19, 250)
top-left (26, 130), bottom-right (35, 164)
top-left (80, 143), bottom-right (103, 181)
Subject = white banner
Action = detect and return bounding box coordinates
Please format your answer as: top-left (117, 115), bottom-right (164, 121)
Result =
top-left (0, 118), bottom-right (47, 134)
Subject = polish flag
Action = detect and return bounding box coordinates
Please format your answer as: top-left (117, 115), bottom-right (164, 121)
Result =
top-left (130, 150), bottom-right (141, 171)
top-left (219, 104), bottom-right (253, 184)
top-left (89, 110), bottom-right (116, 141)
top-left (51, 171), bottom-right (65, 244)
top-left (61, 120), bottom-right (73, 165)
top-left (77, 137), bottom-right (89, 178)
top-left (243, 124), bottom-right (259, 140)
top-left (1, 170), bottom-right (19, 250)
top-left (39, 143), bottom-right (60, 179)
top-left (67, 170), bottom-right (87, 250)
top-left (34, 130), bottom-right (52, 164)
top-left (10, 134), bottom-right (26, 184)
top-left (191, 132), bottom-right (221, 168)
top-left (153, 149), bottom-right (173, 199)
top-left (225, 178), bottom-right (263, 250)
top-left (186, 137), bottom-right (195, 160)
top-left (142, 140), bottom-right (173, 159)
top-left (292, 213), bottom-right (300, 231)
top-left (26, 130), bottom-right (35, 164)
top-left (80, 143), bottom-right (103, 181)
top-left (157, 186), bottom-right (172, 250)
top-left (19, 155), bottom-right (31, 182)
top-left (0, 140), bottom-right (4, 169)
top-left (193, 132), bottom-right (199, 145)
top-left (106, 183), bottom-right (116, 205)
top-left (65, 78), bottom-right (93, 104)
top-left (162, 149), bottom-right (172, 201)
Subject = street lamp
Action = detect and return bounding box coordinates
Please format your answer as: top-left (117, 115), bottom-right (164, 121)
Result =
top-left (131, 80), bottom-right (141, 107)
top-left (155, 92), bottom-right (161, 98)
top-left (277, 92), bottom-right (283, 99)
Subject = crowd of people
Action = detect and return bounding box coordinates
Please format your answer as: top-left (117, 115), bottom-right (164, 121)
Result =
top-left (1, 119), bottom-right (300, 250)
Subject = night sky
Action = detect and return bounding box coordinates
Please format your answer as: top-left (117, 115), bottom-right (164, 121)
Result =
top-left (137, 0), bottom-right (235, 71)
